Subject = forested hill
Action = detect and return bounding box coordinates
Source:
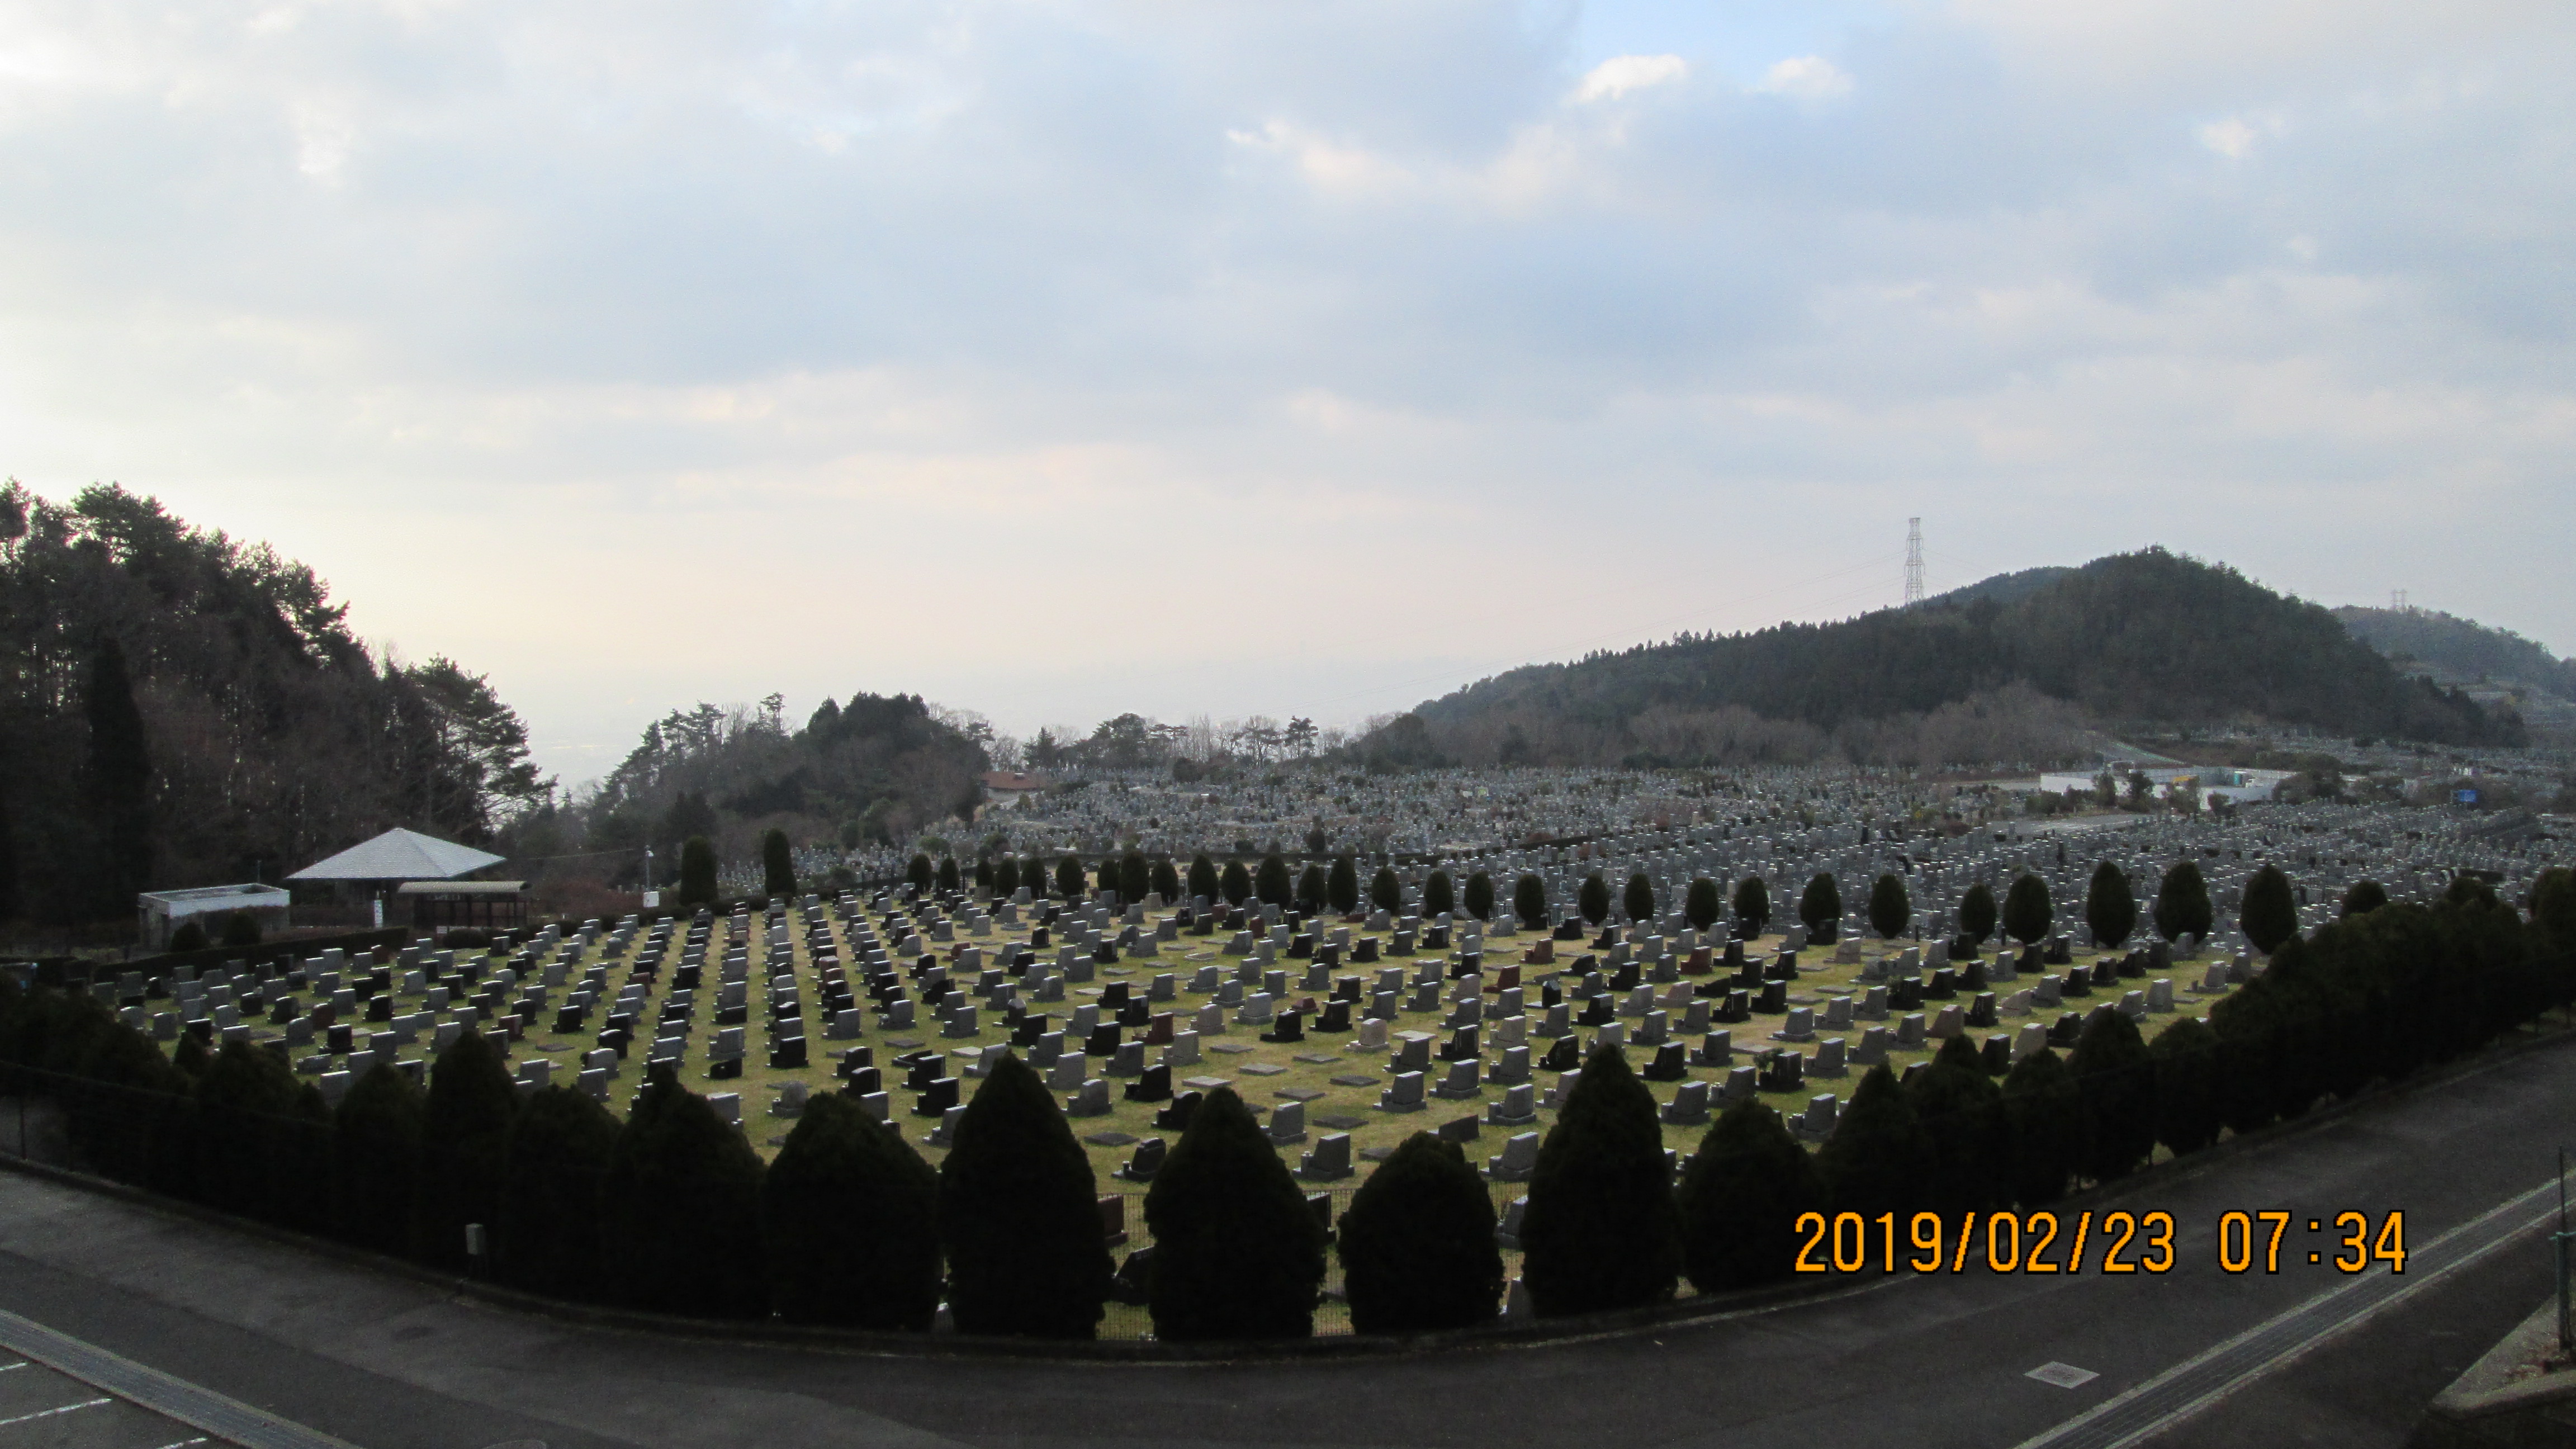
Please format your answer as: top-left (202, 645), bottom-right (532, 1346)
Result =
top-left (2336, 605), bottom-right (2575, 700)
top-left (0, 484), bottom-right (543, 927)
top-left (1410, 549), bottom-right (2521, 748)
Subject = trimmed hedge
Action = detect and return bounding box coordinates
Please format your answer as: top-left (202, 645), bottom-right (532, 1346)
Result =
top-left (498, 1084), bottom-right (621, 1301)
top-left (1677, 1098), bottom-right (1824, 1293)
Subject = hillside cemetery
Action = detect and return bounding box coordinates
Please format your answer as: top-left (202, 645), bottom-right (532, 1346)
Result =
top-left (72, 769), bottom-right (2559, 1332)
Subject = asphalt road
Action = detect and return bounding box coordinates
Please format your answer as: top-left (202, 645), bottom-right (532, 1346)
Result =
top-left (3, 1028), bottom-right (2570, 1449)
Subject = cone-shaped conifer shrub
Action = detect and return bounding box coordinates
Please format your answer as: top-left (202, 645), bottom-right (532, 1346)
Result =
top-left (1819, 1062), bottom-right (1929, 1221)
top-left (2086, 861), bottom-right (2138, 949)
top-left (2002, 1047), bottom-right (2081, 1206)
top-left (1869, 873), bottom-right (1911, 941)
top-left (764, 1092), bottom-right (941, 1329)
top-left (1907, 1036), bottom-right (2006, 1215)
top-left (1144, 1086), bottom-right (1324, 1341)
top-left (2239, 863), bottom-right (2299, 955)
top-left (1423, 870), bottom-right (1455, 918)
top-left (2153, 860), bottom-right (2213, 944)
top-left (1676, 1098), bottom-right (1825, 1292)
top-left (939, 1054), bottom-right (1112, 1337)
top-left (1958, 881), bottom-right (1997, 945)
top-left (333, 1062), bottom-right (423, 1254)
top-left (497, 1084), bottom-right (621, 1301)
top-left (601, 1063), bottom-right (768, 1319)
top-left (2149, 1016), bottom-right (2223, 1157)
top-left (1685, 877), bottom-right (1722, 932)
top-left (193, 1038), bottom-right (300, 1223)
top-left (2003, 874), bottom-right (2055, 947)
top-left (2070, 1007), bottom-right (2155, 1182)
top-left (1336, 1131), bottom-right (1502, 1334)
top-left (1519, 1044), bottom-right (1680, 1316)
top-left (416, 1028), bottom-right (519, 1268)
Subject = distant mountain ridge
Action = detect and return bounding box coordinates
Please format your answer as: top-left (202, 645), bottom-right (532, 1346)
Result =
top-left (2336, 605), bottom-right (2574, 701)
top-left (1401, 549), bottom-right (2520, 760)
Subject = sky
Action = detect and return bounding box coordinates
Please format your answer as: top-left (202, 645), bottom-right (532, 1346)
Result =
top-left (2, 0), bottom-right (2569, 785)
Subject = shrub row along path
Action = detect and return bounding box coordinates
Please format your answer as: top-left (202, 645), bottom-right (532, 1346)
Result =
top-left (3, 1026), bottom-right (2570, 1449)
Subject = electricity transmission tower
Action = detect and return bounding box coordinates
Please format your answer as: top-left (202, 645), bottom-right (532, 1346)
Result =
top-left (1904, 518), bottom-right (1925, 604)
top-left (2392, 589), bottom-right (2409, 611)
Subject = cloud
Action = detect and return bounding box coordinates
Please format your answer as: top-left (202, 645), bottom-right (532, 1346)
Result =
top-left (1753, 55), bottom-right (1853, 101)
top-left (1574, 53), bottom-right (1687, 103)
top-left (0, 0), bottom-right (2570, 775)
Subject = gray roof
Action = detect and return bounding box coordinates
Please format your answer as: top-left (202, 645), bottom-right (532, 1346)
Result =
top-left (287, 828), bottom-right (505, 883)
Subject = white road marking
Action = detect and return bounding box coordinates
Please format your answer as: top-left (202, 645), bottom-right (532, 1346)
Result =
top-left (0, 1396), bottom-right (111, 1428)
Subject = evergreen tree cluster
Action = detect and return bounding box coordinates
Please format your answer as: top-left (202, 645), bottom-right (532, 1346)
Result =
top-left (4, 868), bottom-right (2565, 1333)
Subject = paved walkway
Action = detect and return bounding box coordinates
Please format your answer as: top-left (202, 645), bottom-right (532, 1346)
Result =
top-left (3, 1029), bottom-right (2571, 1449)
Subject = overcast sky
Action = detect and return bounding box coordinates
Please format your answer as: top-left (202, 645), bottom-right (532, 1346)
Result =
top-left (3, 0), bottom-right (2568, 784)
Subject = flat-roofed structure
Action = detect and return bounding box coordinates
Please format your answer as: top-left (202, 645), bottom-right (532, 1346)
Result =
top-left (135, 883), bottom-right (293, 950)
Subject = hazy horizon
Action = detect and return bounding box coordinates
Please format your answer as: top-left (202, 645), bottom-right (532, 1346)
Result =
top-left (4, 1), bottom-right (2568, 786)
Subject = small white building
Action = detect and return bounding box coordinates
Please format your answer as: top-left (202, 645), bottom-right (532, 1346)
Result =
top-left (2035, 765), bottom-right (2294, 806)
top-left (136, 883), bottom-right (292, 951)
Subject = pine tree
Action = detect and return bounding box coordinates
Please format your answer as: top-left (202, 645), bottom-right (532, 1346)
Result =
top-left (1623, 873), bottom-right (1655, 925)
top-left (2340, 880), bottom-right (2389, 917)
top-left (335, 1057), bottom-right (425, 1248)
top-left (1336, 1132), bottom-right (1503, 1333)
top-left (2002, 874), bottom-right (2054, 946)
top-left (1055, 855), bottom-right (1086, 899)
top-left (83, 638), bottom-right (154, 920)
top-left (2002, 1048), bottom-right (2081, 1206)
top-left (1684, 877), bottom-right (1721, 932)
top-left (1676, 1098), bottom-right (1826, 1292)
top-left (1257, 853), bottom-right (1292, 907)
top-left (1515, 873), bottom-right (1549, 929)
top-left (1152, 856), bottom-right (1182, 903)
top-left (498, 1085), bottom-right (620, 1300)
top-left (1519, 1045), bottom-right (1680, 1315)
top-left (2153, 860), bottom-right (2214, 944)
top-left (2239, 863), bottom-right (2299, 955)
top-left (972, 856), bottom-right (992, 889)
top-left (1144, 1087), bottom-right (1325, 1341)
top-left (939, 1054), bottom-right (1113, 1337)
top-left (2069, 1008), bottom-right (2154, 1182)
top-left (1868, 873), bottom-right (1911, 941)
top-left (1464, 871), bottom-right (1494, 922)
top-left (1732, 876), bottom-right (1771, 937)
top-left (416, 1029), bottom-right (519, 1269)
top-left (1295, 863), bottom-right (1327, 911)
top-left (601, 1064), bottom-right (768, 1319)
top-left (1958, 881), bottom-right (1997, 945)
top-left (1187, 854), bottom-right (1219, 902)
top-left (1120, 850), bottom-right (1150, 905)
top-left (2148, 1017), bottom-right (2222, 1157)
top-left (1368, 865), bottom-right (1401, 914)
top-left (1423, 869), bottom-right (1455, 918)
top-left (994, 855), bottom-right (1021, 897)
top-left (1818, 1063), bottom-right (1929, 1221)
top-left (764, 1093), bottom-right (941, 1329)
top-left (2086, 861), bottom-right (2138, 950)
top-left (1219, 859), bottom-right (1252, 906)
top-left (763, 829), bottom-right (797, 898)
top-left (1798, 873), bottom-right (1842, 941)
top-left (910, 852), bottom-right (937, 893)
top-left (1327, 855), bottom-right (1360, 916)
top-left (678, 836), bottom-right (718, 906)
top-left (937, 855), bottom-right (962, 893)
top-left (1907, 1038), bottom-right (2006, 1214)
